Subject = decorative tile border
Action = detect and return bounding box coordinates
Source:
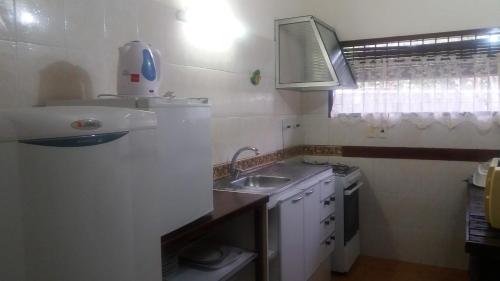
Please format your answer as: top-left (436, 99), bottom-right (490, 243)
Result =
top-left (341, 146), bottom-right (500, 162)
top-left (302, 145), bottom-right (499, 162)
top-left (213, 144), bottom-right (496, 180)
top-left (213, 146), bottom-right (304, 180)
top-left (302, 145), bottom-right (343, 156)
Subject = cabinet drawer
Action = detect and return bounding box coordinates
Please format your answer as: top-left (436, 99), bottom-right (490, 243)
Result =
top-left (320, 177), bottom-right (335, 201)
top-left (320, 213), bottom-right (335, 240)
top-left (320, 196), bottom-right (336, 220)
top-left (320, 231), bottom-right (336, 262)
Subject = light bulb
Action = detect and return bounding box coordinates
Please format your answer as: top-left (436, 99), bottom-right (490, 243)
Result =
top-left (179, 0), bottom-right (246, 51)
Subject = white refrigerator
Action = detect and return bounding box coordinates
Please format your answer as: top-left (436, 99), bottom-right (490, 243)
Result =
top-left (0, 102), bottom-right (213, 281)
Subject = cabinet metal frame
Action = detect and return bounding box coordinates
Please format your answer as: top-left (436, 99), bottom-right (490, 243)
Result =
top-left (274, 16), bottom-right (340, 90)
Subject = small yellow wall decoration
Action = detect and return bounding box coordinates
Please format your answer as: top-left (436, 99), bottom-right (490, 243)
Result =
top-left (250, 69), bottom-right (261, 86)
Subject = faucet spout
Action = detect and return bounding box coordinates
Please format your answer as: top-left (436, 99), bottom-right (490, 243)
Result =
top-left (230, 146), bottom-right (260, 179)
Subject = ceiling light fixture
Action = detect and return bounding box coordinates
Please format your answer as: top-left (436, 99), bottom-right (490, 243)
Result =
top-left (177, 0), bottom-right (246, 52)
top-left (19, 11), bottom-right (37, 26)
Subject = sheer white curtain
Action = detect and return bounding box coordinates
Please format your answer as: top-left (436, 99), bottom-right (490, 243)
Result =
top-left (332, 53), bottom-right (500, 131)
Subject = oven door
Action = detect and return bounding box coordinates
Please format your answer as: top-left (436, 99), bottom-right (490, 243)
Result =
top-left (344, 181), bottom-right (363, 245)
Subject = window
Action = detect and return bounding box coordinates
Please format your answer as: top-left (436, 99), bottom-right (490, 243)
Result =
top-left (331, 29), bottom-right (500, 130)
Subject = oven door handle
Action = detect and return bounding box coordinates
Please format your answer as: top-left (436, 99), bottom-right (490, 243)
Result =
top-left (345, 181), bottom-right (363, 196)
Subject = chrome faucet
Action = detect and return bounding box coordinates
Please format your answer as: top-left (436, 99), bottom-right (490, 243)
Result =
top-left (230, 146), bottom-right (260, 179)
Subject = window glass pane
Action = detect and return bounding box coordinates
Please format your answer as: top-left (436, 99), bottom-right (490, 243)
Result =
top-left (424, 39), bottom-right (436, 45)
top-left (411, 40), bottom-right (423, 46)
top-left (462, 35), bottom-right (476, 41)
top-left (332, 31), bottom-right (500, 117)
top-left (436, 37), bottom-right (449, 44)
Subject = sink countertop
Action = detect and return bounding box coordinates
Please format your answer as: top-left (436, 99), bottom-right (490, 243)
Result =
top-left (162, 190), bottom-right (268, 247)
top-left (214, 161), bottom-right (331, 195)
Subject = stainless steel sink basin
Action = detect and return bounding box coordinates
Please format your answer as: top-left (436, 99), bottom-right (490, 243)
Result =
top-left (213, 162), bottom-right (331, 195)
top-left (231, 175), bottom-right (291, 188)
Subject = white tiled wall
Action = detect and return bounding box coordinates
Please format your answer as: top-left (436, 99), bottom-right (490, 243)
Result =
top-left (340, 156), bottom-right (472, 270)
top-left (301, 93), bottom-right (498, 269)
top-left (0, 0), bottom-right (305, 164)
top-left (305, 154), bottom-right (474, 270)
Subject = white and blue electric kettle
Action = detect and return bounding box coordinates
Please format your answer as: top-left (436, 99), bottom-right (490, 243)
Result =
top-left (117, 40), bottom-right (161, 96)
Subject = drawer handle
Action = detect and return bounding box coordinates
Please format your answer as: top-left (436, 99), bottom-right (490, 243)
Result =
top-left (324, 180), bottom-right (332, 184)
top-left (292, 196), bottom-right (304, 203)
top-left (330, 235), bottom-right (335, 240)
top-left (345, 181), bottom-right (363, 196)
top-left (330, 196), bottom-right (335, 201)
top-left (324, 220), bottom-right (330, 226)
top-left (305, 190), bottom-right (314, 196)
top-left (330, 215), bottom-right (335, 221)
top-left (325, 239), bottom-right (331, 245)
top-left (324, 200), bottom-right (330, 206)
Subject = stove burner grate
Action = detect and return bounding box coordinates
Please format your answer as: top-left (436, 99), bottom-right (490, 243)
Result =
top-left (331, 163), bottom-right (350, 174)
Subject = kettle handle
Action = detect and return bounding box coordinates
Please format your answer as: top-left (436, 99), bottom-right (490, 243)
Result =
top-left (153, 49), bottom-right (161, 82)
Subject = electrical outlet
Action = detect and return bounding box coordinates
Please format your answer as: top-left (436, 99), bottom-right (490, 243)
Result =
top-left (378, 128), bottom-right (387, 138)
top-left (282, 118), bottom-right (301, 130)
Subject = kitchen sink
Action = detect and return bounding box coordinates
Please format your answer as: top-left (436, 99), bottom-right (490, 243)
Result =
top-left (231, 175), bottom-right (291, 188)
top-left (213, 162), bottom-right (331, 195)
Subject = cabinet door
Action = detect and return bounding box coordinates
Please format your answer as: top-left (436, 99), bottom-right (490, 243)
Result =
top-left (279, 194), bottom-right (305, 281)
top-left (303, 184), bottom-right (322, 279)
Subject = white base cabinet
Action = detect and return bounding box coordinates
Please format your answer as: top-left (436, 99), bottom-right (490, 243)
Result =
top-left (304, 184), bottom-right (322, 278)
top-left (276, 173), bottom-right (336, 281)
top-left (279, 193), bottom-right (306, 281)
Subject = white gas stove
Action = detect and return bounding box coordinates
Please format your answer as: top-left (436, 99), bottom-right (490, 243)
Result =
top-left (330, 164), bottom-right (363, 273)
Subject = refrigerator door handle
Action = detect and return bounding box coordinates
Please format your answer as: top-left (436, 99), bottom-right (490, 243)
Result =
top-left (19, 131), bottom-right (129, 147)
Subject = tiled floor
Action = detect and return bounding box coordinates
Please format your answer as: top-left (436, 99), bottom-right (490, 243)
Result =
top-left (333, 256), bottom-right (468, 281)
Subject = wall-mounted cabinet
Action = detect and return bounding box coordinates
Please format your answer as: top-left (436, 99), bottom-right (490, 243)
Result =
top-left (275, 16), bottom-right (357, 91)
